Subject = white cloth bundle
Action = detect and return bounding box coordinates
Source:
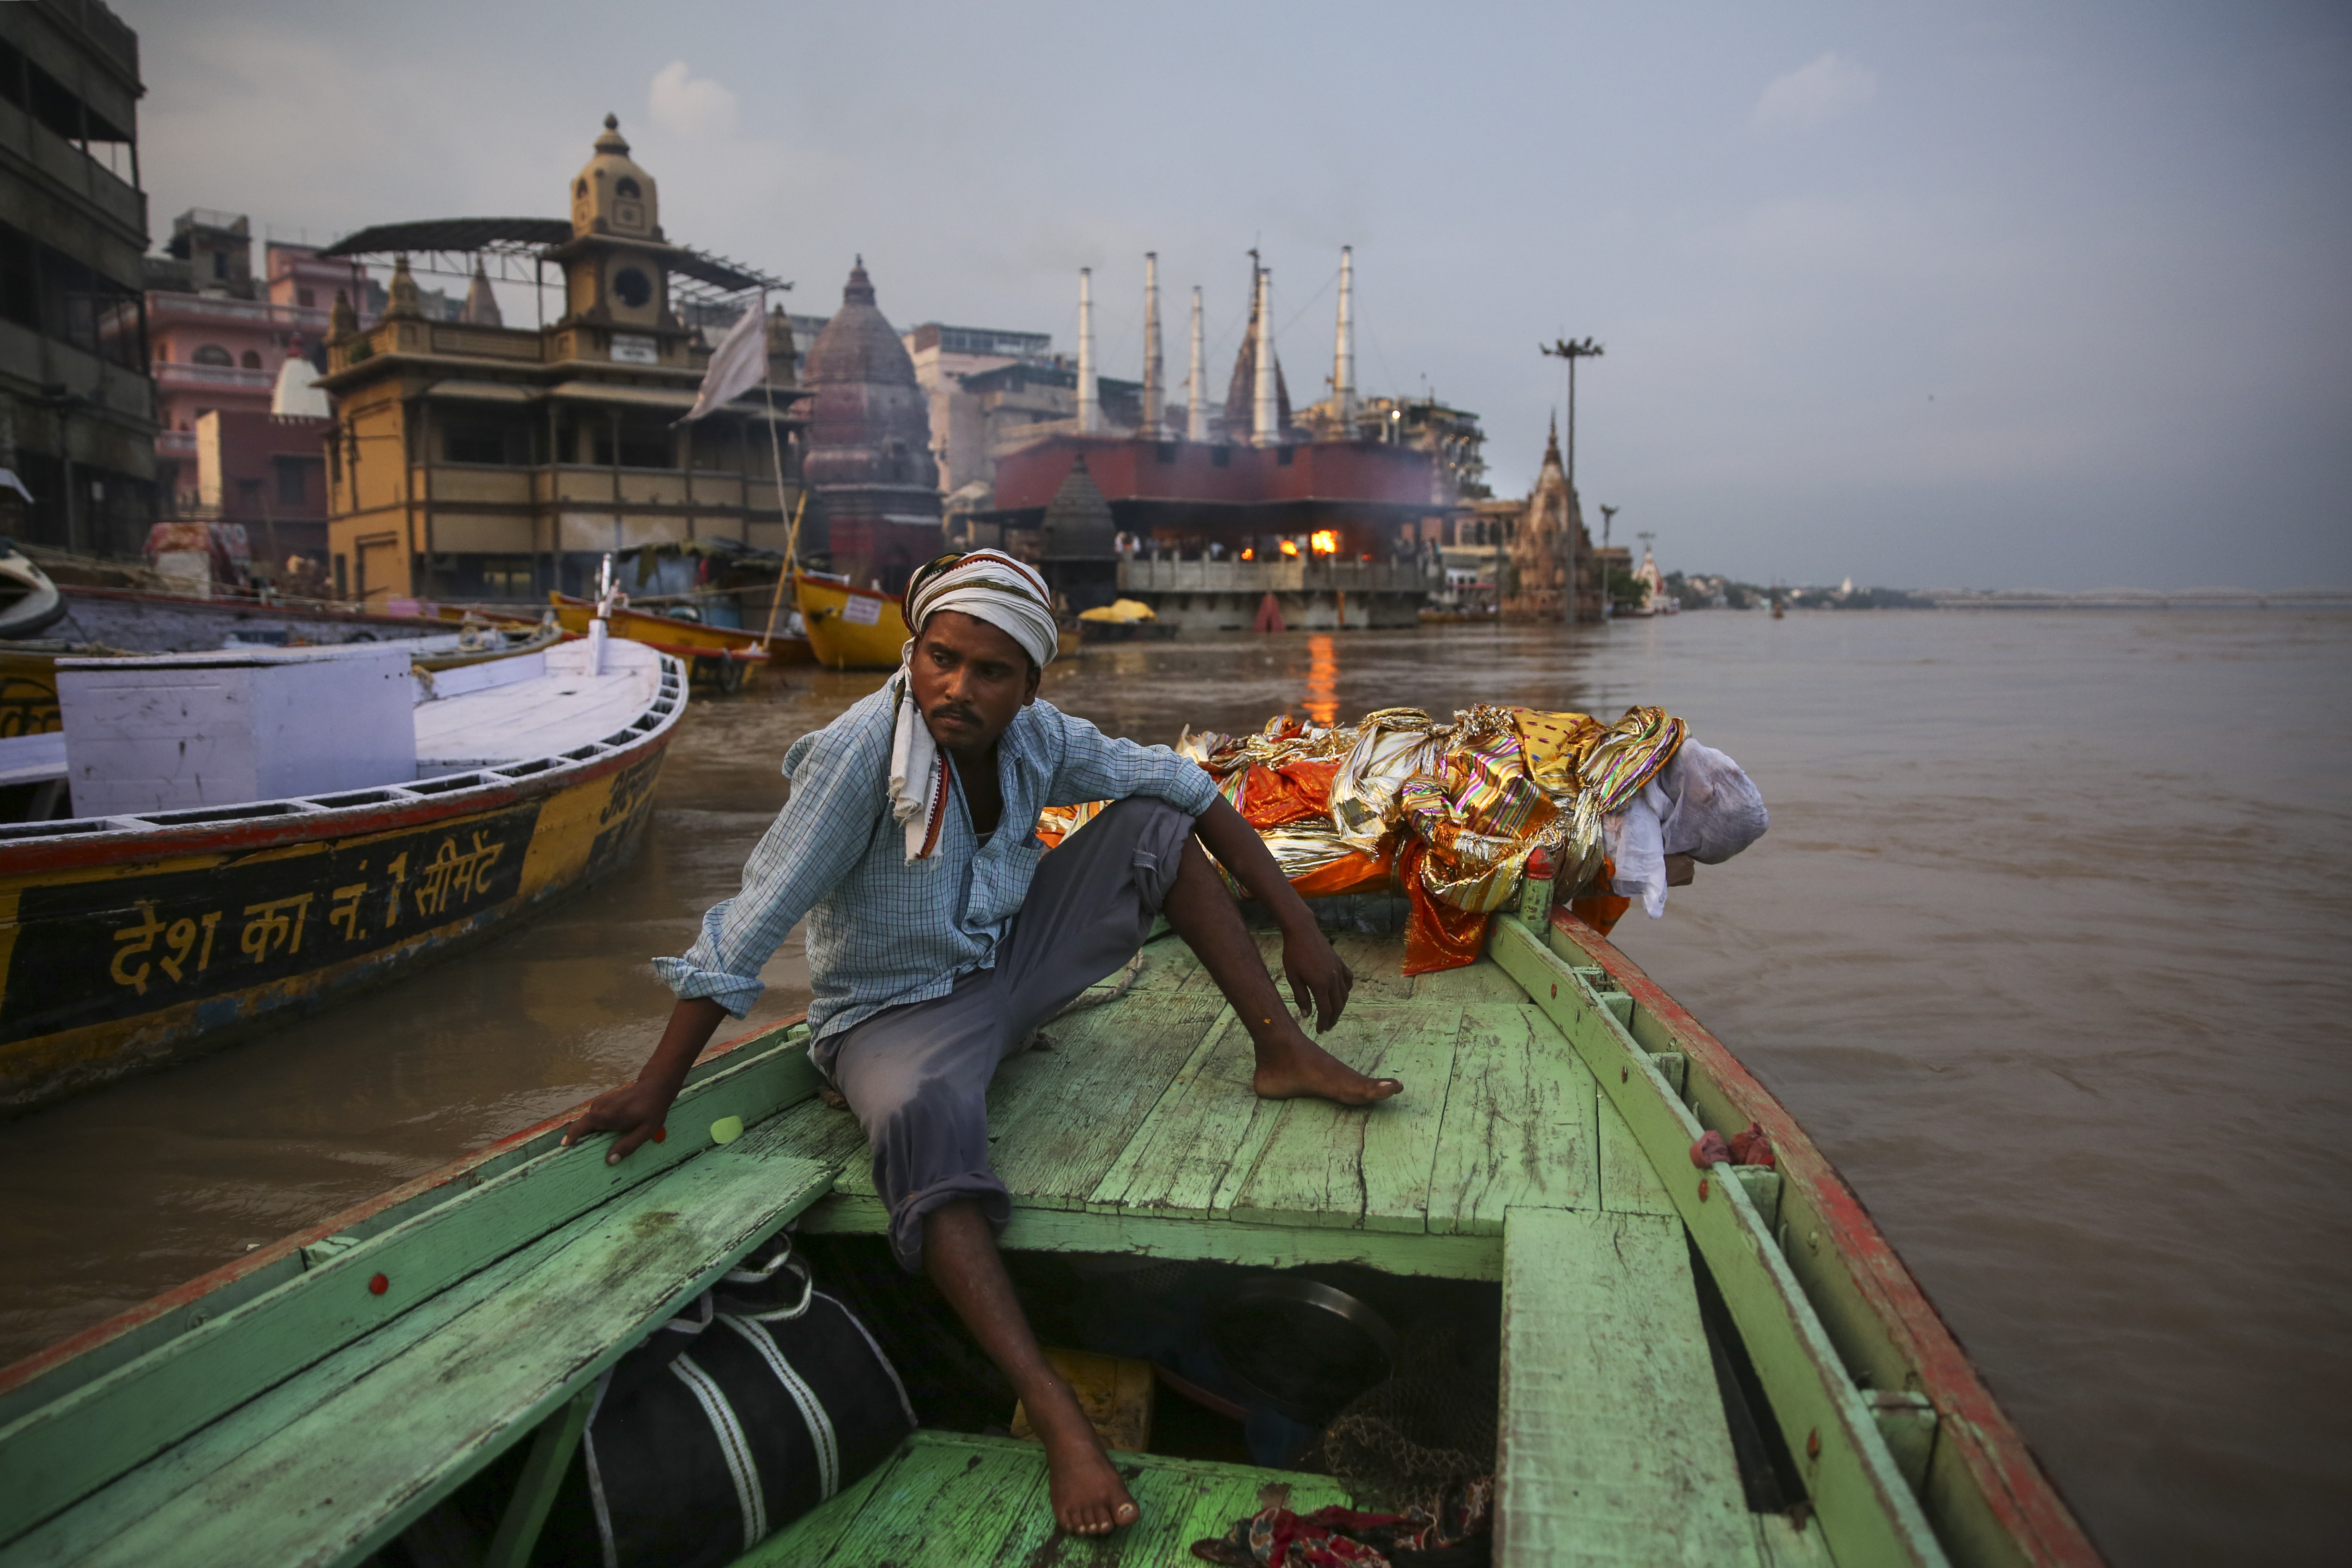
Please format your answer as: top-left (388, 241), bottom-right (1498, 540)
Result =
top-left (1605, 739), bottom-right (1769, 918)
top-left (887, 551), bottom-right (1060, 861)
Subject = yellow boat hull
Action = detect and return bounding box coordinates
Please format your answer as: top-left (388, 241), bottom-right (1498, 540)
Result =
top-left (793, 574), bottom-right (912, 669)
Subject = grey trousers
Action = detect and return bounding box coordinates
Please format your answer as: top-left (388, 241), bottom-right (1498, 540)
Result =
top-left (813, 797), bottom-right (1196, 1271)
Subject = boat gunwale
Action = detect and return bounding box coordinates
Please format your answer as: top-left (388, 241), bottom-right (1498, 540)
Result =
top-left (1546, 907), bottom-right (2104, 1568)
top-left (0, 651), bottom-right (687, 871)
top-left (0, 1013), bottom-right (809, 1410)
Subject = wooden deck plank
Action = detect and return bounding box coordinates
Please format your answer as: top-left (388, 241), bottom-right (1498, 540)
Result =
top-left (743, 1431), bottom-right (1350, 1568)
top-left (1084, 1010), bottom-right (1293, 1220)
top-left (1598, 1093), bottom-right (1679, 1216)
top-left (1427, 1002), bottom-right (1600, 1233)
top-left (800, 1194), bottom-right (1504, 1279)
top-left (984, 997), bottom-right (1225, 1211)
top-left (3, 1225), bottom-right (580, 1567)
top-left (803, 1430), bottom-right (1050, 1567)
top-left (1411, 955), bottom-right (1532, 1003)
top-left (1495, 1206), bottom-right (1761, 1568)
top-left (67, 1149), bottom-right (832, 1568)
top-left (1225, 1006), bottom-right (1457, 1233)
top-left (1326, 931), bottom-right (1417, 1002)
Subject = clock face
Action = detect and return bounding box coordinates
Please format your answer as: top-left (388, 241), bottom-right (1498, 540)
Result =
top-left (612, 266), bottom-right (653, 308)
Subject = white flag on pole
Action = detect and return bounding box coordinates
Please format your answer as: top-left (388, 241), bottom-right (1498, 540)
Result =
top-left (679, 291), bottom-right (770, 422)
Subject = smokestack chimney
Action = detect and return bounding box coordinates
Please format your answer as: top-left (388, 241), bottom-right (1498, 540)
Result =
top-left (1076, 267), bottom-right (1100, 435)
top-left (1141, 253), bottom-right (1163, 437)
top-left (1333, 245), bottom-right (1357, 433)
top-left (1187, 286), bottom-right (1208, 442)
top-left (1252, 264), bottom-right (1278, 448)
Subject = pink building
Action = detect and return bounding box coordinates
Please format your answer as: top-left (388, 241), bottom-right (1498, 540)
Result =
top-left (141, 210), bottom-right (351, 510)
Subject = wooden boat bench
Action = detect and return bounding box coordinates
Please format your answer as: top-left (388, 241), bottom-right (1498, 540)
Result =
top-left (0, 1047), bottom-right (834, 1568)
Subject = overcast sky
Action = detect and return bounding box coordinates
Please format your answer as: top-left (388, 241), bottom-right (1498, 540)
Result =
top-left (120, 0), bottom-right (2350, 589)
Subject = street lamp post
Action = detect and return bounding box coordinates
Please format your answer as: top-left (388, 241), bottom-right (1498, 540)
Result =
top-left (1539, 337), bottom-right (1605, 497)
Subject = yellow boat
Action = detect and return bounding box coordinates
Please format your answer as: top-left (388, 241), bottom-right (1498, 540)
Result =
top-left (793, 572), bottom-right (911, 669)
top-left (545, 594), bottom-right (809, 690)
top-left (793, 572), bottom-right (1081, 668)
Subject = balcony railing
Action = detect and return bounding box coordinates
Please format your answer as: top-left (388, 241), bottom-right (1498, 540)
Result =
top-left (1118, 557), bottom-right (1435, 594)
top-left (156, 429), bottom-right (197, 459)
top-left (147, 293), bottom-right (334, 334)
top-left (152, 362), bottom-right (278, 391)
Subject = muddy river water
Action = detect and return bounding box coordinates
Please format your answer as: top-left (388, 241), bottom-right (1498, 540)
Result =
top-left (2, 610), bottom-right (2345, 1565)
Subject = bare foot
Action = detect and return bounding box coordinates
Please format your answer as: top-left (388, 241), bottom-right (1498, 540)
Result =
top-left (1252, 1031), bottom-right (1404, 1105)
top-left (1033, 1403), bottom-right (1140, 1536)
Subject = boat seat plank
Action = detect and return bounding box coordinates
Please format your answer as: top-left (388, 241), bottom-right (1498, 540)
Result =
top-left (0, 1045), bottom-right (819, 1549)
top-left (1427, 1002), bottom-right (1601, 1234)
top-left (985, 997), bottom-right (1227, 1211)
top-left (3, 1224), bottom-right (582, 1567)
top-left (60, 1147), bottom-right (831, 1568)
top-left (1496, 1206), bottom-right (1760, 1567)
top-left (734, 1430), bottom-right (1351, 1568)
top-left (1226, 1006), bottom-right (1458, 1233)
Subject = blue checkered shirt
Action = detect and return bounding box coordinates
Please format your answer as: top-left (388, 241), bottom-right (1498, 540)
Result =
top-left (655, 676), bottom-right (1219, 1040)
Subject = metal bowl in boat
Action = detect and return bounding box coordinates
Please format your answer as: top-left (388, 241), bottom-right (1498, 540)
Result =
top-left (1207, 1275), bottom-right (1398, 1424)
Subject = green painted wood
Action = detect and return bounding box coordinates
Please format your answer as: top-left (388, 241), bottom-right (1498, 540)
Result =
top-left (0, 1043), bottom-right (820, 1549)
top-left (1494, 1206), bottom-right (1761, 1568)
top-left (802, 1427), bottom-right (1049, 1566)
top-left (986, 998), bottom-right (1226, 1210)
top-left (1490, 915), bottom-right (1949, 1568)
top-left (1326, 931), bottom-right (1417, 1002)
top-left (797, 1192), bottom-right (1504, 1279)
top-left (64, 1149), bottom-right (833, 1568)
top-left (1226, 1006), bottom-right (1457, 1232)
top-left (0, 1026), bottom-right (817, 1442)
top-left (482, 1384), bottom-right (596, 1568)
top-left (721, 1440), bottom-right (903, 1567)
top-left (1, 1224), bottom-right (585, 1567)
top-left (1411, 954), bottom-right (1533, 1002)
top-left (756, 1088), bottom-right (878, 1198)
top-left (1598, 1093), bottom-right (1678, 1216)
top-left (1754, 1511), bottom-right (1842, 1568)
top-left (1085, 1010), bottom-right (1295, 1220)
top-left (740, 1431), bottom-right (1351, 1568)
top-left (1427, 1002), bottom-right (1599, 1233)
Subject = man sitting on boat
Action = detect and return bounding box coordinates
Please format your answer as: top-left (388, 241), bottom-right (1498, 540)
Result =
top-left (565, 549), bottom-right (1400, 1538)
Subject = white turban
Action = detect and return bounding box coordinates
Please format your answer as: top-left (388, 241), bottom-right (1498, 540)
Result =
top-left (887, 550), bottom-right (1060, 861)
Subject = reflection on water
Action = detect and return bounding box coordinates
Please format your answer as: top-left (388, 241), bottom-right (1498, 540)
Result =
top-left (1303, 632), bottom-right (1339, 726)
top-left (0, 613), bottom-right (2346, 1566)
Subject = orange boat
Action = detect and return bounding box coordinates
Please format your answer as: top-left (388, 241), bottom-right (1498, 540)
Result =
top-left (545, 593), bottom-right (812, 689)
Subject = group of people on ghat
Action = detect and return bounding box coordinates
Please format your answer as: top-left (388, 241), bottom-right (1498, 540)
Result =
top-left (566, 550), bottom-right (1403, 1537)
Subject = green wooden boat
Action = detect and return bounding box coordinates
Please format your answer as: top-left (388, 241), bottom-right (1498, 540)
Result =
top-left (0, 910), bottom-right (2104, 1567)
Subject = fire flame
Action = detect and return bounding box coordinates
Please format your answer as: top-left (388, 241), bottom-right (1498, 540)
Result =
top-left (1310, 530), bottom-right (1339, 556)
top-left (1278, 539), bottom-right (1300, 557)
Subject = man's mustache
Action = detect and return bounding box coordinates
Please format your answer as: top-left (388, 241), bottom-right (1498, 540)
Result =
top-left (929, 702), bottom-right (981, 727)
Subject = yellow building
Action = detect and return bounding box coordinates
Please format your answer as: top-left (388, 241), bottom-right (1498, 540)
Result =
top-left (316, 116), bottom-right (801, 605)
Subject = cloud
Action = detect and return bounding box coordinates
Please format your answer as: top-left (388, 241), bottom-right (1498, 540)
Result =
top-left (1753, 53), bottom-right (1878, 131)
top-left (648, 61), bottom-right (737, 139)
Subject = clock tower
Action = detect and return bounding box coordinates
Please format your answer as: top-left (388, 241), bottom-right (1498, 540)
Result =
top-left (554, 115), bottom-right (679, 354)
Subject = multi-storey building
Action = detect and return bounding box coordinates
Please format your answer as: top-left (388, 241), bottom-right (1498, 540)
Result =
top-left (140, 210), bottom-right (345, 510)
top-left (314, 116), bottom-right (800, 607)
top-left (0, 0), bottom-right (155, 556)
